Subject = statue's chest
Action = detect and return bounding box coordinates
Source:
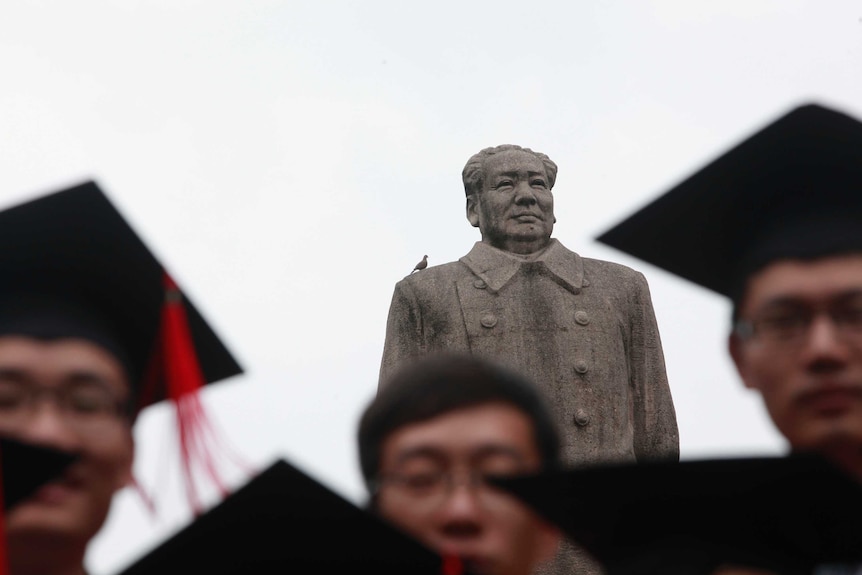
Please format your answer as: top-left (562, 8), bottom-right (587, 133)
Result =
top-left (455, 267), bottom-right (623, 347)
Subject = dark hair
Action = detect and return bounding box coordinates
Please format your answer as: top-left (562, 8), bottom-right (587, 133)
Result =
top-left (461, 145), bottom-right (558, 197)
top-left (358, 353), bottom-right (561, 491)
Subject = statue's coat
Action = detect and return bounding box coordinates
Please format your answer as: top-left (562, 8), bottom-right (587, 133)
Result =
top-left (381, 239), bottom-right (679, 465)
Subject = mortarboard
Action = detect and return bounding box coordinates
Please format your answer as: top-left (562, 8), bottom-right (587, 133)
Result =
top-left (596, 103), bottom-right (862, 299)
top-left (1, 435), bottom-right (77, 511)
top-left (0, 181), bottom-right (243, 509)
top-left (492, 455), bottom-right (862, 575)
top-left (0, 436), bottom-right (77, 575)
top-left (0, 180), bottom-right (242, 401)
top-left (115, 459), bottom-right (470, 575)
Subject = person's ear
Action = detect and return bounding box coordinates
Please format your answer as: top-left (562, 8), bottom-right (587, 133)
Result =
top-left (466, 196), bottom-right (480, 228)
top-left (729, 333), bottom-right (757, 390)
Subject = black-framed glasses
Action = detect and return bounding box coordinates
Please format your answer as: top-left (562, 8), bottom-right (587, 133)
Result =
top-left (734, 297), bottom-right (862, 347)
top-left (374, 468), bottom-right (521, 509)
top-left (0, 379), bottom-right (130, 433)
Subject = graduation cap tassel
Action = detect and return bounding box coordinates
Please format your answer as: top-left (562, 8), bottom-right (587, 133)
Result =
top-left (130, 475), bottom-right (157, 518)
top-left (160, 273), bottom-right (232, 514)
top-left (0, 447), bottom-right (8, 575)
top-left (441, 554), bottom-right (463, 575)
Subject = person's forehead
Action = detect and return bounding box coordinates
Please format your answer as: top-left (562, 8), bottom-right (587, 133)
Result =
top-left (381, 403), bottom-right (538, 464)
top-left (741, 254), bottom-right (862, 311)
top-left (482, 150), bottom-right (546, 177)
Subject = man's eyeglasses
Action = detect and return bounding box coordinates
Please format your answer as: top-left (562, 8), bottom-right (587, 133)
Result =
top-left (0, 379), bottom-right (130, 433)
top-left (374, 469), bottom-right (521, 509)
top-left (734, 297), bottom-right (862, 347)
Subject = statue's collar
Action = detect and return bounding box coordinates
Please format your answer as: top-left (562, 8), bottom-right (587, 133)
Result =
top-left (459, 239), bottom-right (585, 294)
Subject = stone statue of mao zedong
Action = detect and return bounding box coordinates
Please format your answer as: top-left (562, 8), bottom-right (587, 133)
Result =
top-left (379, 145), bottom-right (679, 466)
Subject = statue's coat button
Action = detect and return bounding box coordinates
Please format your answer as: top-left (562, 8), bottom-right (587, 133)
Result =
top-left (575, 361), bottom-right (588, 374)
top-left (574, 409), bottom-right (590, 426)
top-left (575, 311), bottom-right (590, 325)
top-left (480, 313), bottom-right (497, 328)
top-left (473, 279), bottom-right (487, 289)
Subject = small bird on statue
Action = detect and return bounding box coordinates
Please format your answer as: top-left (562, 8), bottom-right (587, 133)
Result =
top-left (411, 255), bottom-right (428, 274)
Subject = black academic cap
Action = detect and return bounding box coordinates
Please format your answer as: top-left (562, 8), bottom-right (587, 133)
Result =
top-left (1, 436), bottom-right (77, 511)
top-left (492, 455), bottom-right (862, 575)
top-left (0, 180), bottom-right (242, 408)
top-left (0, 181), bottom-right (244, 511)
top-left (115, 459), bottom-right (470, 575)
top-left (596, 103), bottom-right (862, 299)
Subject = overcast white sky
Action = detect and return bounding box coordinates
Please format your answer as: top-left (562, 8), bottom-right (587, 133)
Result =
top-left (2, 1), bottom-right (861, 571)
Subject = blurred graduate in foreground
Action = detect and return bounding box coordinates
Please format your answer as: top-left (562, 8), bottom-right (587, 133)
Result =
top-left (598, 102), bottom-right (862, 484)
top-left (0, 182), bottom-right (242, 575)
top-left (358, 354), bottom-right (563, 575)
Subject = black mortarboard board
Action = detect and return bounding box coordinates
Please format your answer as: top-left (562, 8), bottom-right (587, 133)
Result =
top-left (115, 459), bottom-right (470, 575)
top-left (492, 455), bottom-right (862, 575)
top-left (1, 436), bottom-right (77, 511)
top-left (596, 103), bottom-right (862, 299)
top-left (0, 180), bottom-right (242, 405)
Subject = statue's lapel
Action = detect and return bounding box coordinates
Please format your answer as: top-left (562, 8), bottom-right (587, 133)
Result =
top-left (459, 242), bottom-right (520, 294)
top-left (540, 240), bottom-right (585, 295)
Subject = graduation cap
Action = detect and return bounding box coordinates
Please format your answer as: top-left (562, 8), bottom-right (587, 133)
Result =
top-left (115, 459), bottom-right (470, 575)
top-left (0, 181), bottom-right (243, 509)
top-left (0, 180), bottom-right (242, 401)
top-left (1, 436), bottom-right (77, 511)
top-left (492, 455), bottom-right (862, 575)
top-left (596, 103), bottom-right (862, 299)
top-left (0, 436), bottom-right (77, 575)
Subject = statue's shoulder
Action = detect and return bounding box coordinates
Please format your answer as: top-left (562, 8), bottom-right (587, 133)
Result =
top-left (580, 255), bottom-right (648, 288)
top-left (394, 259), bottom-right (469, 290)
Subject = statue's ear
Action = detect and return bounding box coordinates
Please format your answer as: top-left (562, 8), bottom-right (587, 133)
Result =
top-left (466, 195), bottom-right (481, 228)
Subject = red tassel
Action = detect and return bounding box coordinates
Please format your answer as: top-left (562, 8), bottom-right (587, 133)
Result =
top-left (160, 273), bottom-right (230, 514)
top-left (130, 475), bottom-right (157, 518)
top-left (441, 554), bottom-right (463, 575)
top-left (134, 272), bottom-right (249, 516)
top-left (131, 272), bottom-right (249, 515)
top-left (0, 445), bottom-right (9, 575)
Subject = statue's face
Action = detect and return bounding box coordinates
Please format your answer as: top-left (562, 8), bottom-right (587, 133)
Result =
top-left (467, 150), bottom-right (555, 255)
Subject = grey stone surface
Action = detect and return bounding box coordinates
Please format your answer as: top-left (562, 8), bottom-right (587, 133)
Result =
top-left (379, 145), bottom-right (679, 574)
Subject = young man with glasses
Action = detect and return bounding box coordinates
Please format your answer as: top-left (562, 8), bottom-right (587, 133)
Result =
top-left (597, 102), bottom-right (862, 483)
top-left (729, 255), bottom-right (862, 480)
top-left (595, 103), bottom-right (862, 572)
top-left (0, 337), bottom-right (136, 575)
top-left (358, 354), bottom-right (562, 575)
top-left (0, 182), bottom-right (241, 575)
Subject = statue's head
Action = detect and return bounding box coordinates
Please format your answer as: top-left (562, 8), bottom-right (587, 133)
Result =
top-left (462, 145), bottom-right (558, 198)
top-left (462, 145), bottom-right (558, 255)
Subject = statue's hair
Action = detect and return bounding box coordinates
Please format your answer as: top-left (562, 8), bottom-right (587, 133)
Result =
top-left (462, 144), bottom-right (558, 197)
